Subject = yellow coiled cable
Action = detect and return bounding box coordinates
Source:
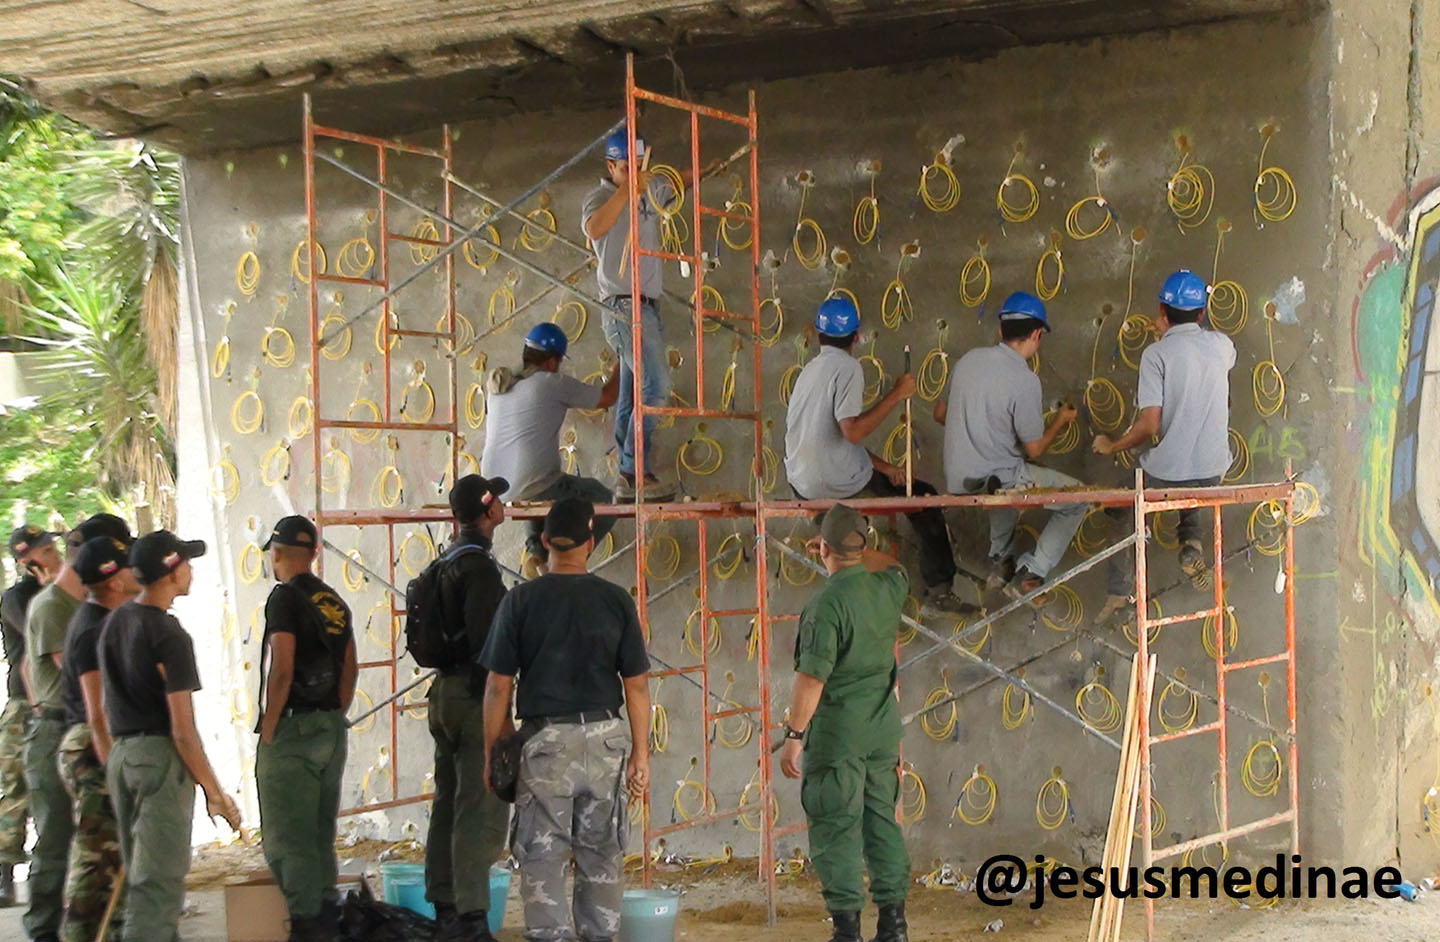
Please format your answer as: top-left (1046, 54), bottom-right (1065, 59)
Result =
top-left (758, 295), bottom-right (784, 348)
top-left (260, 439), bottom-right (292, 486)
top-left (673, 757), bottom-right (717, 821)
top-left (1070, 507), bottom-right (1111, 558)
top-left (1002, 682), bottom-right (1032, 730)
top-left (238, 541), bottom-right (264, 584)
top-left (551, 301), bottom-right (588, 343)
top-left (779, 335), bottom-right (807, 407)
top-left (959, 238), bottom-right (991, 308)
top-left (921, 672), bottom-right (958, 742)
top-left (1167, 136), bottom-right (1215, 231)
top-left (211, 446), bottom-right (241, 505)
top-left (997, 145), bottom-right (1040, 224)
top-left (715, 531), bottom-right (746, 580)
top-left (739, 767), bottom-right (779, 832)
top-left (917, 320), bottom-right (949, 402)
top-left (488, 275), bottom-right (517, 328)
top-left (679, 423), bottom-right (724, 477)
top-left (1242, 674), bottom-right (1283, 797)
top-left (647, 165), bottom-right (689, 256)
top-left (1253, 311), bottom-right (1285, 417)
top-left (714, 673), bottom-right (755, 749)
top-left (854, 171), bottom-right (880, 243)
top-left (955, 766), bottom-right (997, 825)
top-left (719, 176), bottom-right (754, 251)
top-left (342, 550), bottom-right (367, 593)
top-left (858, 331), bottom-right (886, 407)
top-left (1202, 606), bottom-right (1239, 659)
top-left (1041, 585), bottom-right (1083, 632)
top-left (899, 762), bottom-right (928, 823)
top-left (650, 682), bottom-right (669, 754)
top-left (1157, 668), bottom-right (1199, 734)
top-left (790, 171), bottom-right (826, 269)
top-left (1254, 124), bottom-right (1298, 224)
top-left (1208, 219), bottom-right (1248, 335)
top-left (1035, 768), bottom-right (1070, 830)
top-left (1035, 231), bottom-right (1064, 301)
top-left (400, 363), bottom-right (436, 424)
top-left (1084, 378), bottom-right (1127, 433)
top-left (1076, 670), bottom-right (1123, 733)
top-left (287, 395), bottom-right (313, 439)
top-left (398, 529), bottom-right (437, 578)
top-left (320, 437), bottom-right (351, 495)
top-left (1065, 158), bottom-right (1113, 240)
top-left (519, 205), bottom-right (558, 253)
top-left (881, 241), bottom-right (920, 329)
top-left (375, 436), bottom-right (404, 508)
top-left (644, 528), bottom-right (681, 581)
top-left (231, 384), bottom-right (265, 436)
top-left (918, 155), bottom-right (960, 213)
top-left (684, 605), bottom-right (723, 658)
top-left (236, 250), bottom-right (260, 298)
top-left (465, 353), bottom-right (488, 429)
top-left (1118, 314), bottom-right (1154, 370)
top-left (290, 240), bottom-right (327, 284)
top-left (462, 224), bottom-right (501, 272)
top-left (408, 219), bottom-right (440, 265)
top-left (1223, 428), bottom-right (1251, 483)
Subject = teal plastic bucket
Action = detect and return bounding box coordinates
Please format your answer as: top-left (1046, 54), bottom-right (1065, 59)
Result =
top-left (378, 861), bottom-right (432, 919)
top-left (620, 889), bottom-right (681, 942)
top-left (487, 866), bottom-right (511, 933)
top-left (379, 861), bottom-right (509, 930)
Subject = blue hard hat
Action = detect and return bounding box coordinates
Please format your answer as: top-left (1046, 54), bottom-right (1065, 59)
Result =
top-left (1159, 270), bottom-right (1209, 311)
top-left (814, 296), bottom-right (861, 337)
top-left (604, 129), bottom-right (646, 162)
top-left (525, 322), bottom-right (568, 358)
top-left (998, 291), bottom-right (1050, 332)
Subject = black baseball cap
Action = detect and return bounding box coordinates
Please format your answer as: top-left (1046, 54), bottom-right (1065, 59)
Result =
top-left (74, 536), bottom-right (131, 586)
top-left (820, 504), bottom-right (867, 552)
top-left (262, 515), bottom-right (318, 550)
top-left (9, 524), bottom-right (56, 560)
top-left (448, 474), bottom-right (509, 523)
top-left (130, 530), bottom-right (206, 586)
top-left (543, 498), bottom-right (595, 550)
top-left (67, 513), bottom-right (134, 550)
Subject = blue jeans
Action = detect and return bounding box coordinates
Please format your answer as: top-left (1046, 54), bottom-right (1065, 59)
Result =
top-left (985, 464), bottom-right (1088, 578)
top-left (601, 297), bottom-right (671, 477)
top-left (1105, 473), bottom-right (1222, 595)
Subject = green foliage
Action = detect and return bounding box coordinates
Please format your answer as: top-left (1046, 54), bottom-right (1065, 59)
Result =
top-left (0, 104), bottom-right (92, 287)
top-left (0, 404), bottom-right (113, 525)
top-left (63, 141), bottom-right (180, 291)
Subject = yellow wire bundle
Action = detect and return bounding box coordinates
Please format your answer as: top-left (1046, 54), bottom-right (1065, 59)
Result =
top-left (1223, 428), bottom-right (1251, 483)
top-left (1253, 124), bottom-right (1298, 224)
top-left (1202, 606), bottom-right (1239, 659)
top-left (881, 242), bottom-right (920, 329)
top-left (1076, 671), bottom-right (1123, 733)
top-left (1242, 674), bottom-right (1284, 797)
top-left (1084, 378), bottom-right (1127, 433)
top-left (1041, 585), bottom-right (1084, 632)
top-left (1036, 232), bottom-right (1064, 301)
top-left (1166, 135), bottom-right (1215, 231)
top-left (236, 250), bottom-right (260, 298)
top-left (899, 763), bottom-right (928, 823)
top-left (918, 154), bottom-right (960, 213)
top-left (260, 439), bottom-right (292, 486)
top-left (551, 301), bottom-right (588, 343)
top-left (855, 166), bottom-right (881, 242)
top-left (955, 766), bottom-right (997, 825)
top-left (320, 437), bottom-right (351, 495)
top-left (917, 321), bottom-right (950, 402)
top-left (997, 145), bottom-right (1040, 224)
top-left (921, 675), bottom-right (958, 741)
top-left (791, 171), bottom-right (826, 269)
top-left (679, 424), bottom-right (724, 477)
top-left (1002, 683), bottom-right (1032, 730)
top-left (1035, 768), bottom-right (1070, 830)
top-left (290, 240), bottom-right (326, 284)
top-left (959, 238), bottom-right (991, 308)
top-left (1118, 314), bottom-right (1154, 370)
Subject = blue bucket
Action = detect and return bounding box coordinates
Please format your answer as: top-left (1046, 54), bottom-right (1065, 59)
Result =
top-left (620, 889), bottom-right (681, 942)
top-left (379, 861), bottom-right (510, 932)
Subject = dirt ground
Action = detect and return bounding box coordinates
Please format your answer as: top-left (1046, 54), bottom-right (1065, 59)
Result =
top-left (171, 842), bottom-right (1440, 941)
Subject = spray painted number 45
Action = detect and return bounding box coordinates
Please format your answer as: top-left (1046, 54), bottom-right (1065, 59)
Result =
top-left (1248, 425), bottom-right (1306, 463)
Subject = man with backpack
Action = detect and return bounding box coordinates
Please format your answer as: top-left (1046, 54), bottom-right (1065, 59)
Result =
top-left (255, 516), bottom-right (357, 942)
top-left (418, 474), bottom-right (511, 942)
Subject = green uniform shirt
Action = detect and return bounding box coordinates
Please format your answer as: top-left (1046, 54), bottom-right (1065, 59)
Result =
top-left (26, 582), bottom-right (82, 710)
top-left (794, 562), bottom-right (908, 761)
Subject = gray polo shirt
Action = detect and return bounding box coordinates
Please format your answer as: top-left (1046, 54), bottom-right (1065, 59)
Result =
top-left (481, 371), bottom-right (602, 500)
top-left (1136, 323), bottom-right (1236, 480)
top-left (942, 343), bottom-right (1045, 492)
top-left (784, 347), bottom-right (873, 499)
top-left (581, 177), bottom-right (673, 302)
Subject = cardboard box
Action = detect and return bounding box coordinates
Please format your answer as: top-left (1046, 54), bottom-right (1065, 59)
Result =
top-left (224, 870), bottom-right (367, 942)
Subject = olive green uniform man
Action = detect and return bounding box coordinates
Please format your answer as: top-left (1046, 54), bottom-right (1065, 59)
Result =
top-left (780, 504), bottom-right (911, 942)
top-left (255, 515), bottom-right (357, 942)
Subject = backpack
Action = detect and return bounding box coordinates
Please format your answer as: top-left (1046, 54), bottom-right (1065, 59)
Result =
top-left (403, 543), bottom-right (491, 669)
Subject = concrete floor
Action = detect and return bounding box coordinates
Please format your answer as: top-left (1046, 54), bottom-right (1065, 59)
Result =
top-left (0, 887), bottom-right (230, 941)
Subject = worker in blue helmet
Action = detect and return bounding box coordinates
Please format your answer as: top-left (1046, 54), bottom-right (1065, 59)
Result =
top-left (935, 291), bottom-right (1085, 604)
top-left (580, 126), bottom-right (724, 501)
top-left (481, 321), bottom-right (621, 577)
top-left (1093, 270), bottom-right (1236, 624)
top-left (783, 295), bottom-right (969, 614)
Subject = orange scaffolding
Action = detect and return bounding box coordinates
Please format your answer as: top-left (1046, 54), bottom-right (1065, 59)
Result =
top-left (297, 63), bottom-right (1300, 937)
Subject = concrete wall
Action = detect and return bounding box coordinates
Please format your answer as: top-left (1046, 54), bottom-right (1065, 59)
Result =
top-left (172, 9), bottom-right (1393, 871)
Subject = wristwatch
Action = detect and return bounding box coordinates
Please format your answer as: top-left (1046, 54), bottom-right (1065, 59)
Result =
top-left (783, 724), bottom-right (806, 741)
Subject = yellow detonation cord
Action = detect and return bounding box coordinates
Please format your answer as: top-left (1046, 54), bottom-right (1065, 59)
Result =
top-left (854, 163), bottom-right (881, 243)
top-left (1253, 123), bottom-right (1298, 224)
top-left (1252, 309), bottom-right (1285, 417)
top-left (1242, 673), bottom-right (1284, 798)
top-left (955, 765), bottom-right (997, 825)
top-left (1035, 230), bottom-right (1064, 301)
top-left (1065, 157), bottom-right (1113, 240)
top-left (1167, 134), bottom-right (1215, 231)
top-left (919, 153), bottom-right (960, 213)
top-left (881, 241), bottom-right (920, 329)
top-left (791, 171), bottom-right (826, 270)
top-left (959, 237), bottom-right (991, 309)
top-left (920, 671), bottom-right (958, 742)
top-left (1035, 767), bottom-right (1070, 830)
top-left (1208, 218), bottom-right (1249, 335)
top-left (916, 320), bottom-right (950, 402)
top-left (997, 144), bottom-right (1040, 224)
top-left (1076, 668), bottom-right (1123, 733)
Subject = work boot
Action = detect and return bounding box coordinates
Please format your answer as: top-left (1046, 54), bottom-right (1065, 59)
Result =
top-left (616, 472), bottom-right (677, 502)
top-left (1093, 593), bottom-right (1133, 627)
top-left (1178, 540), bottom-right (1213, 590)
top-left (985, 555), bottom-right (1016, 592)
top-left (829, 910), bottom-right (863, 942)
top-left (286, 915), bottom-right (321, 942)
top-left (433, 902), bottom-right (458, 931)
top-left (872, 901), bottom-right (910, 942)
top-left (922, 583), bottom-right (981, 616)
top-left (1004, 568), bottom-right (1047, 606)
top-left (441, 909), bottom-right (495, 942)
top-left (0, 864), bottom-right (14, 907)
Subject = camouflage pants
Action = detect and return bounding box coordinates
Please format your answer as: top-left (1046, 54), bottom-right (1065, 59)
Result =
top-left (0, 698), bottom-right (28, 864)
top-left (58, 723), bottom-right (123, 942)
top-left (512, 717), bottom-right (629, 942)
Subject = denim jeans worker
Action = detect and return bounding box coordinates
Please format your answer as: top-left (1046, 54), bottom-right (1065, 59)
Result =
top-left (601, 296), bottom-right (671, 484)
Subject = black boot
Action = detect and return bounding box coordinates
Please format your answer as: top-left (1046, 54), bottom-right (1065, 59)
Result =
top-left (441, 909), bottom-right (495, 942)
top-left (829, 910), bottom-right (863, 942)
top-left (0, 864), bottom-right (14, 907)
top-left (872, 901), bottom-right (909, 942)
top-left (286, 915), bottom-right (318, 942)
top-left (433, 901), bottom-right (458, 930)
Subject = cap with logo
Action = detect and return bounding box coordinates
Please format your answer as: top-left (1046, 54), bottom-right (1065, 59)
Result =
top-left (262, 515), bottom-right (318, 550)
top-left (9, 524), bottom-right (56, 560)
top-left (74, 536), bottom-right (132, 586)
top-left (819, 503), bottom-right (868, 553)
top-left (67, 513), bottom-right (134, 550)
top-left (449, 474), bottom-right (509, 523)
top-left (130, 530), bottom-right (207, 586)
top-left (543, 498), bottom-right (595, 550)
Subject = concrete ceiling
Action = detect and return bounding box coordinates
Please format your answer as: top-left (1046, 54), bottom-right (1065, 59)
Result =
top-left (4, 0), bottom-right (1314, 153)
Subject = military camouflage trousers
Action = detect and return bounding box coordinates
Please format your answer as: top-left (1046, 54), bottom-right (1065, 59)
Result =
top-left (0, 698), bottom-right (28, 864)
top-left (58, 723), bottom-right (123, 942)
top-left (512, 717), bottom-right (630, 941)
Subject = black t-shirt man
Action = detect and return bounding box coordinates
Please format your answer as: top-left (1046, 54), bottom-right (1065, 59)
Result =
top-left (0, 574), bottom-right (41, 701)
top-left (98, 599), bottom-right (202, 737)
top-left (257, 571), bottom-right (354, 723)
top-left (480, 572), bottom-right (649, 720)
top-left (61, 601), bottom-right (111, 725)
top-left (438, 526), bottom-right (507, 692)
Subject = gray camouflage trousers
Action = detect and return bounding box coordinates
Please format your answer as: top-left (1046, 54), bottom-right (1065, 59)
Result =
top-left (512, 717), bottom-right (629, 941)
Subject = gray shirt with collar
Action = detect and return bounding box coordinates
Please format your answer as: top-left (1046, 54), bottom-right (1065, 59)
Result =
top-left (784, 346), bottom-right (874, 499)
top-left (1135, 322), bottom-right (1236, 480)
top-left (581, 177), bottom-right (674, 302)
top-left (481, 370), bottom-right (602, 500)
top-left (942, 343), bottom-right (1045, 492)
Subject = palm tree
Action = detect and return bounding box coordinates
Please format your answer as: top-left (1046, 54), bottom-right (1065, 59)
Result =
top-left (21, 264), bottom-right (174, 521)
top-left (61, 140), bottom-right (181, 432)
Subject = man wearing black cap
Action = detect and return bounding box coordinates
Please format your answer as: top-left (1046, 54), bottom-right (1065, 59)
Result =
top-left (425, 474), bottom-right (511, 940)
top-left (1, 524), bottom-right (62, 908)
top-left (255, 515), bottom-right (356, 942)
top-left (480, 498), bottom-right (651, 942)
top-left (21, 516), bottom-right (119, 941)
top-left (779, 504), bottom-right (912, 942)
top-left (57, 536), bottom-right (138, 942)
top-left (99, 530), bottom-right (241, 942)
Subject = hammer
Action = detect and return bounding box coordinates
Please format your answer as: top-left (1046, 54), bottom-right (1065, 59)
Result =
top-left (903, 345), bottom-right (913, 497)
